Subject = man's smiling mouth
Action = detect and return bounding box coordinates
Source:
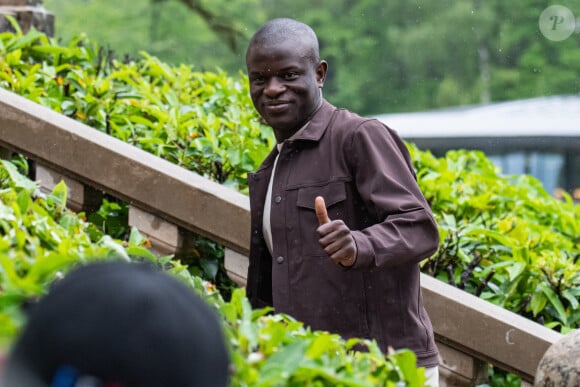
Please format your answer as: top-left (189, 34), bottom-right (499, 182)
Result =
top-left (264, 101), bottom-right (291, 113)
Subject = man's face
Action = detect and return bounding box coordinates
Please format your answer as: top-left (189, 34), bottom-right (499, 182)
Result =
top-left (246, 39), bottom-right (326, 140)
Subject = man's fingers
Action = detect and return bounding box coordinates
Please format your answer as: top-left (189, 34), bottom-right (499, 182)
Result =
top-left (315, 196), bottom-right (330, 225)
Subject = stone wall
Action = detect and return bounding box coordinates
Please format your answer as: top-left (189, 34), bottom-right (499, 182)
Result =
top-left (0, 0), bottom-right (54, 36)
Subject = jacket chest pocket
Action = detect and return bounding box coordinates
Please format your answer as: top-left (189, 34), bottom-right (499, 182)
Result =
top-left (296, 181), bottom-right (348, 257)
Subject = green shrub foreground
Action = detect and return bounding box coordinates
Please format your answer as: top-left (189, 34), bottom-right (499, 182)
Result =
top-left (1, 26), bottom-right (577, 332)
top-left (0, 23), bottom-right (274, 194)
top-left (1, 25), bottom-right (579, 385)
top-left (0, 160), bottom-right (425, 386)
top-left (411, 146), bottom-right (580, 333)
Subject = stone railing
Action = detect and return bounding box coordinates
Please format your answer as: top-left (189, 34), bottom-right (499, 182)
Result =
top-left (0, 87), bottom-right (565, 386)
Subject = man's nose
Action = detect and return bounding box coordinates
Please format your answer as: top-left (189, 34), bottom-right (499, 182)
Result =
top-left (264, 77), bottom-right (285, 97)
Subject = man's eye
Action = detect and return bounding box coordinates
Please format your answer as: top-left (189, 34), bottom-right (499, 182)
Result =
top-left (284, 72), bottom-right (298, 80)
top-left (251, 76), bottom-right (265, 84)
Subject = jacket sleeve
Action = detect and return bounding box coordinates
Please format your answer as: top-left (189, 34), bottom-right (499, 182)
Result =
top-left (347, 119), bottom-right (439, 270)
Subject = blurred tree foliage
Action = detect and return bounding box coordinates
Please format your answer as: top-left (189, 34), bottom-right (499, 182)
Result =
top-left (44, 0), bottom-right (579, 115)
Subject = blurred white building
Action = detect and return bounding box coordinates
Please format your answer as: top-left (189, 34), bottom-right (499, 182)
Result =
top-left (375, 95), bottom-right (580, 199)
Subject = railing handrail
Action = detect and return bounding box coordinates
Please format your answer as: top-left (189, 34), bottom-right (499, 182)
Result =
top-left (0, 87), bottom-right (562, 382)
top-left (421, 273), bottom-right (561, 381)
top-left (0, 87), bottom-right (251, 255)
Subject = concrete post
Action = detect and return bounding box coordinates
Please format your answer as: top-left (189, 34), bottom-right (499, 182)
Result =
top-left (0, 0), bottom-right (54, 36)
top-left (0, 0), bottom-right (54, 181)
top-left (128, 206), bottom-right (198, 258)
top-left (438, 342), bottom-right (488, 386)
top-left (35, 164), bottom-right (103, 214)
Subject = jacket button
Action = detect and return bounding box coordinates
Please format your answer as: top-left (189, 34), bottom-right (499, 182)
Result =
top-left (274, 195), bottom-right (282, 204)
top-left (276, 256), bottom-right (284, 264)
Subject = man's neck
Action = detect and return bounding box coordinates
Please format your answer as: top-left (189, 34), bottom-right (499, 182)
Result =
top-left (274, 96), bottom-right (324, 143)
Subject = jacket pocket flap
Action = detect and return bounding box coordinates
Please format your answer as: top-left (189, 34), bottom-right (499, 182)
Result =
top-left (297, 182), bottom-right (346, 209)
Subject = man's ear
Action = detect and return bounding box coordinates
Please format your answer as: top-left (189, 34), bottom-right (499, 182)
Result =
top-left (316, 60), bottom-right (328, 87)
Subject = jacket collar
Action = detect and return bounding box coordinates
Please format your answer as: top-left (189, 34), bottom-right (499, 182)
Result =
top-left (290, 99), bottom-right (336, 143)
top-left (253, 99), bottom-right (336, 175)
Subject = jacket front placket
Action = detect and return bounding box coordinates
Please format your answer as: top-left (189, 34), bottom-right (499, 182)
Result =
top-left (268, 141), bottom-right (299, 312)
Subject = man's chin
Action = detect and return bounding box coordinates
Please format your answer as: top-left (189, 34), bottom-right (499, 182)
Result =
top-left (266, 118), bottom-right (296, 132)
top-left (268, 123), bottom-right (302, 141)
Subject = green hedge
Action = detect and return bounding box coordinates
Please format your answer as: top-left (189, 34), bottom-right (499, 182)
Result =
top-left (1, 25), bottom-right (579, 384)
top-left (0, 159), bottom-right (156, 343)
top-left (0, 159), bottom-right (426, 386)
top-left (410, 146), bottom-right (579, 332)
top-left (0, 24), bottom-right (274, 194)
top-left (3, 27), bottom-right (577, 334)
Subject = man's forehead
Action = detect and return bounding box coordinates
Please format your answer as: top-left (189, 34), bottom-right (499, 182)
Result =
top-left (248, 40), bottom-right (313, 61)
top-left (251, 36), bottom-right (309, 51)
top-left (247, 56), bottom-right (312, 75)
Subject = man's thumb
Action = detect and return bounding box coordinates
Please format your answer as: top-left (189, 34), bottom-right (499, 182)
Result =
top-left (315, 196), bottom-right (330, 225)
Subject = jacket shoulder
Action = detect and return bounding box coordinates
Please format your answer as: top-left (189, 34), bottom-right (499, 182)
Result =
top-left (331, 108), bottom-right (401, 143)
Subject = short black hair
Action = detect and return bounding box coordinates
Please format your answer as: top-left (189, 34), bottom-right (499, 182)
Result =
top-left (248, 17), bottom-right (320, 64)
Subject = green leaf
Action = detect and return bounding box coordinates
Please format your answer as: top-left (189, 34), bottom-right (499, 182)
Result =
top-left (530, 291), bottom-right (547, 317)
top-left (2, 14), bottom-right (22, 35)
top-left (562, 289), bottom-right (579, 310)
top-left (1, 160), bottom-right (37, 191)
top-left (305, 334), bottom-right (333, 360)
top-left (540, 285), bottom-right (568, 326)
top-left (257, 341), bottom-right (308, 385)
top-left (464, 228), bottom-right (514, 247)
top-left (16, 189), bottom-right (32, 214)
top-left (49, 180), bottom-right (69, 212)
top-left (200, 258), bottom-right (219, 279)
top-left (127, 226), bottom-right (147, 246)
top-left (125, 246), bottom-right (157, 263)
top-left (97, 235), bottom-right (130, 261)
top-left (505, 261), bottom-right (526, 281)
top-left (0, 201), bottom-right (17, 223)
top-left (391, 350), bottom-right (424, 387)
top-left (239, 295), bottom-right (258, 349)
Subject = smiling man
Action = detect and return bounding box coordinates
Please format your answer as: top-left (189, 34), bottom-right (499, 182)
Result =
top-left (245, 18), bottom-right (441, 386)
top-left (246, 21), bottom-right (324, 142)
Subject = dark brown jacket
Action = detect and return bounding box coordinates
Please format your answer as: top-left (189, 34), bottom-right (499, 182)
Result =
top-left (246, 100), bottom-right (440, 367)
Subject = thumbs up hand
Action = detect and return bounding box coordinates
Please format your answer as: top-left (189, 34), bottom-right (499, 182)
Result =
top-left (315, 196), bottom-right (357, 267)
top-left (315, 196), bottom-right (330, 225)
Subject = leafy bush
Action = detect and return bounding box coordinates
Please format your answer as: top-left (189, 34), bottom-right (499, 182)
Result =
top-left (1, 26), bottom-right (579, 383)
top-left (0, 23), bottom-right (274, 193)
top-left (411, 145), bottom-right (580, 332)
top-left (4, 27), bottom-right (575, 334)
top-left (0, 160), bottom-right (425, 386)
top-left (2, 25), bottom-right (579, 325)
top-left (0, 24), bottom-right (273, 296)
top-left (0, 159), bottom-right (153, 344)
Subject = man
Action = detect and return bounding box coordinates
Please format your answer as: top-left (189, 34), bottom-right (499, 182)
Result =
top-left (245, 18), bottom-right (441, 385)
